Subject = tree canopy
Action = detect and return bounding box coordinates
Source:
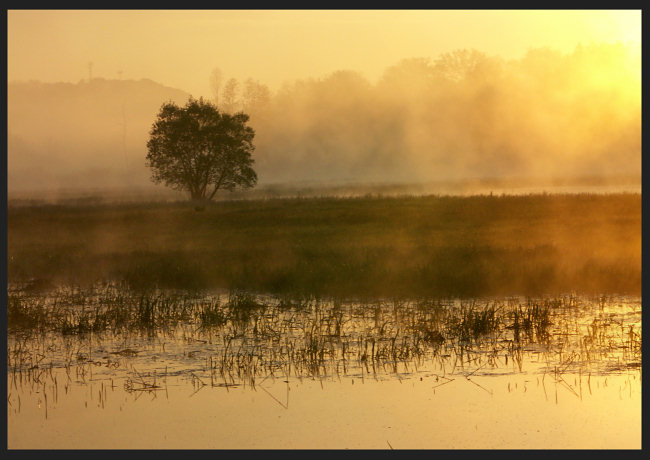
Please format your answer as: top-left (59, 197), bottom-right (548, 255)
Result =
top-left (146, 97), bottom-right (257, 201)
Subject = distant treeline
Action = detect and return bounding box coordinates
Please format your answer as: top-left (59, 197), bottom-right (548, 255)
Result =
top-left (8, 43), bottom-right (640, 192)
top-left (240, 43), bottom-right (640, 183)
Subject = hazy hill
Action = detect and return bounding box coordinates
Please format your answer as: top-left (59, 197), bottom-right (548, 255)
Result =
top-left (8, 78), bottom-right (191, 193)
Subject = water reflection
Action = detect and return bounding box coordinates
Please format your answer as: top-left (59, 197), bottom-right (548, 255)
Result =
top-left (7, 285), bottom-right (642, 448)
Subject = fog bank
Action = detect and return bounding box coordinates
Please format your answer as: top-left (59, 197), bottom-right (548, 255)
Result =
top-left (8, 43), bottom-right (640, 197)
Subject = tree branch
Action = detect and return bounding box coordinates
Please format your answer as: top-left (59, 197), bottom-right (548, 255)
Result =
top-left (208, 170), bottom-right (227, 201)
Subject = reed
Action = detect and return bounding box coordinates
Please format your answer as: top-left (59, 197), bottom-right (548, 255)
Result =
top-left (7, 285), bottom-right (641, 394)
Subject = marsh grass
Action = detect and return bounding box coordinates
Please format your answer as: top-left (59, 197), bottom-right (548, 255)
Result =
top-left (7, 193), bottom-right (641, 298)
top-left (7, 285), bottom-right (641, 399)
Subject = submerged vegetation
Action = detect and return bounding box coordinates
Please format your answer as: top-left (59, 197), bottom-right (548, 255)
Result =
top-left (7, 284), bottom-right (641, 392)
top-left (7, 192), bottom-right (640, 298)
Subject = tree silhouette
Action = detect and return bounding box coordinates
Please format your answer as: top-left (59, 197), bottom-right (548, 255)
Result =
top-left (146, 97), bottom-right (257, 201)
top-left (209, 67), bottom-right (223, 106)
top-left (221, 78), bottom-right (240, 113)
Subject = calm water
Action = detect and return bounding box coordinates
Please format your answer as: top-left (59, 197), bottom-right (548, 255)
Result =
top-left (7, 288), bottom-right (641, 449)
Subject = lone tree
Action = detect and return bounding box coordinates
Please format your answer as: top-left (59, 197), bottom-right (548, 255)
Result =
top-left (146, 97), bottom-right (257, 201)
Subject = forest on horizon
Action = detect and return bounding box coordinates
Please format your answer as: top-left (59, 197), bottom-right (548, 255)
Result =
top-left (8, 42), bottom-right (641, 194)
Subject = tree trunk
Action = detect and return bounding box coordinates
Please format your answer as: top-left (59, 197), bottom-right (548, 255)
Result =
top-left (190, 190), bottom-right (206, 201)
top-left (190, 189), bottom-right (208, 211)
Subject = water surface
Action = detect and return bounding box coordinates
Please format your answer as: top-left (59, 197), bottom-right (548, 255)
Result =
top-left (7, 288), bottom-right (641, 448)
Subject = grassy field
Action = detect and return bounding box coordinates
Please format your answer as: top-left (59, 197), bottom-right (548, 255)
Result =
top-left (7, 193), bottom-right (641, 298)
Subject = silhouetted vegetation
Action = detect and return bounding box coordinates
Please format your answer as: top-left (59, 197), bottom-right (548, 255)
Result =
top-left (146, 97), bottom-right (257, 201)
top-left (7, 286), bottom-right (641, 385)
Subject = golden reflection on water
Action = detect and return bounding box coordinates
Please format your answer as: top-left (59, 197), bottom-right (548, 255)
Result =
top-left (7, 369), bottom-right (640, 449)
top-left (7, 291), bottom-right (642, 449)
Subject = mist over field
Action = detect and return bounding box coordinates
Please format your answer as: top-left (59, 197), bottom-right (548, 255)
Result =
top-left (8, 43), bottom-right (640, 197)
top-left (6, 12), bottom-right (643, 451)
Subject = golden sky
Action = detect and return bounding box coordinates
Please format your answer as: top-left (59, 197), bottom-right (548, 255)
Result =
top-left (8, 9), bottom-right (641, 97)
